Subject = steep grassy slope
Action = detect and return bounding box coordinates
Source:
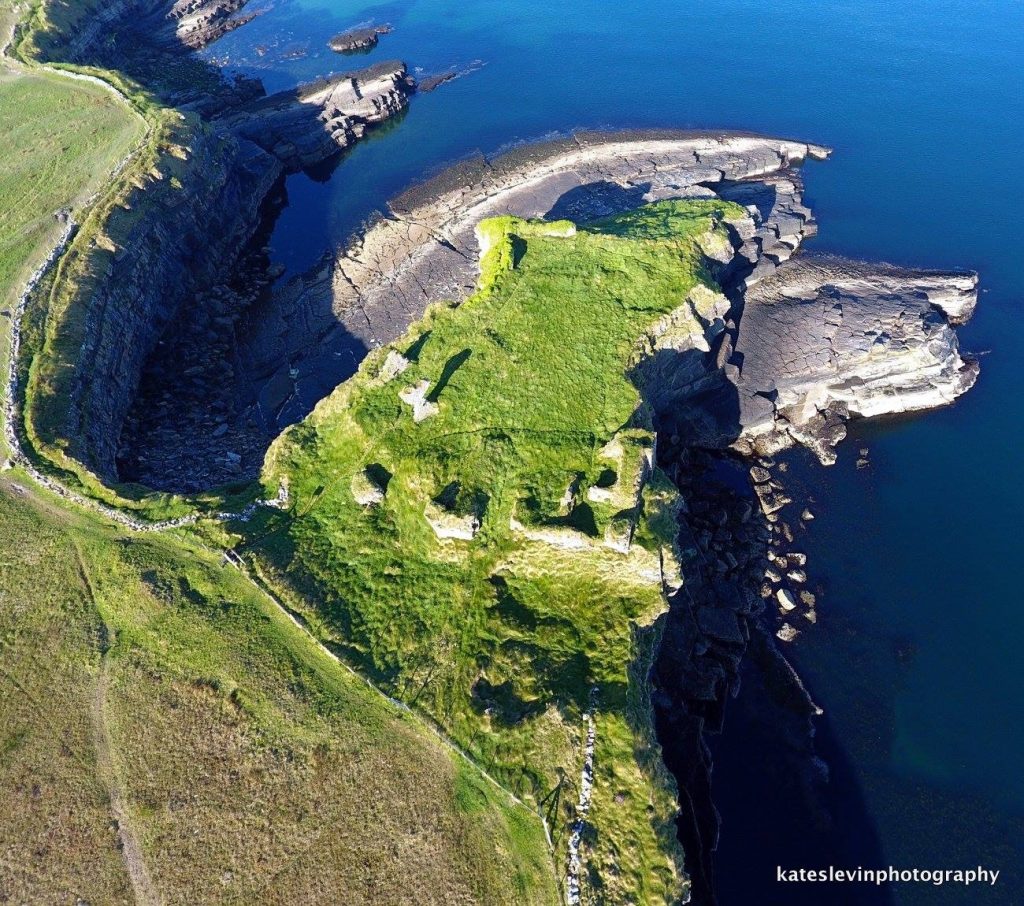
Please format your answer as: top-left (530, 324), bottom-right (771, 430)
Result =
top-left (0, 15), bottom-right (556, 900)
top-left (0, 66), bottom-right (141, 311)
top-left (249, 200), bottom-right (745, 903)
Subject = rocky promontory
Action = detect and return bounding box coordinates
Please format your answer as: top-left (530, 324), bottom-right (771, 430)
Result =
top-left (217, 61), bottom-right (415, 170)
top-left (168, 0), bottom-right (254, 49)
top-left (118, 130), bottom-right (978, 493)
top-left (728, 255), bottom-right (979, 463)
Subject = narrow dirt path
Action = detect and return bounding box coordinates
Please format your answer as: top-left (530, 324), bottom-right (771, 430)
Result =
top-left (75, 545), bottom-right (162, 906)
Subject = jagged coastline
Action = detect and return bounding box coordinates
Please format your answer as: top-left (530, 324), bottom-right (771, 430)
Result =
top-left (4, 2), bottom-right (982, 901)
top-left (9, 0), bottom-right (415, 495)
top-left (239, 130), bottom-right (977, 901)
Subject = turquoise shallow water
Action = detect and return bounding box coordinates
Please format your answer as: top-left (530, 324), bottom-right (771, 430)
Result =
top-left (206, 1), bottom-right (1024, 901)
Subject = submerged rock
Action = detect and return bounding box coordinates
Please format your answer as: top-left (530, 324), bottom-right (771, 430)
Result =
top-left (418, 71), bottom-right (458, 92)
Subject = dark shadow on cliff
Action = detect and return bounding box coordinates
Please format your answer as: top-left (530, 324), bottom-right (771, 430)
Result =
top-left (709, 645), bottom-right (896, 906)
top-left (649, 439), bottom-right (893, 905)
top-left (629, 320), bottom-right (892, 905)
top-left (57, 9), bottom-right (401, 492)
top-left (545, 180), bottom-right (652, 222)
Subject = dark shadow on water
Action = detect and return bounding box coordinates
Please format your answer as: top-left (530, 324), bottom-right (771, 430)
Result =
top-left (628, 219), bottom-right (893, 904)
top-left (710, 651), bottom-right (895, 906)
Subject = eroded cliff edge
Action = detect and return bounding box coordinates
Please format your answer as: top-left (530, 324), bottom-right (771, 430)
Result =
top-left (8, 7), bottom-right (980, 894)
top-left (234, 135), bottom-right (977, 903)
top-left (11, 0), bottom-right (414, 488)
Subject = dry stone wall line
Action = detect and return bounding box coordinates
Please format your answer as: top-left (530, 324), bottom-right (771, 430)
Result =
top-left (0, 36), bottom-right (550, 837)
top-left (566, 698), bottom-right (597, 906)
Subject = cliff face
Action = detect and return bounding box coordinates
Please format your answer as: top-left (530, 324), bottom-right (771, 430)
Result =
top-left (22, 0), bottom-right (251, 61)
top-left (17, 0), bottom-right (416, 486)
top-left (60, 127), bottom-right (282, 480)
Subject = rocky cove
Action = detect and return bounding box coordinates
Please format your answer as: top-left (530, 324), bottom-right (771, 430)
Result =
top-left (10, 4), bottom-right (984, 902)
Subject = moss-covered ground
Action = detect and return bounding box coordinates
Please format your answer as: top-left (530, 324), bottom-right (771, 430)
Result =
top-left (247, 200), bottom-right (744, 903)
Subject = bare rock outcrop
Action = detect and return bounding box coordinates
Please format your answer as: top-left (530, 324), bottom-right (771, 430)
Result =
top-left (168, 0), bottom-right (254, 49)
top-left (218, 61), bottom-right (415, 170)
top-left (729, 255), bottom-right (979, 463)
top-left (328, 24), bottom-right (392, 54)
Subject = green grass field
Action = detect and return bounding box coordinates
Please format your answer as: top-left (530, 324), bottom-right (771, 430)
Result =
top-left (0, 66), bottom-right (141, 310)
top-left (0, 480), bottom-right (557, 904)
top-left (1, 3), bottom-right (751, 899)
top-left (248, 201), bottom-right (746, 904)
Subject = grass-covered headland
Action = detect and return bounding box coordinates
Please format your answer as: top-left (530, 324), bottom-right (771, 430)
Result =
top-left (0, 6), bottom-right (551, 902)
top-left (246, 200), bottom-right (745, 903)
top-left (2, 2), bottom-right (748, 898)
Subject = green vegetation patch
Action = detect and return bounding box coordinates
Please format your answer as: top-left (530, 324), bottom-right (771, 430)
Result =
top-left (252, 199), bottom-right (745, 903)
top-left (0, 480), bottom-right (557, 904)
top-left (0, 66), bottom-right (141, 310)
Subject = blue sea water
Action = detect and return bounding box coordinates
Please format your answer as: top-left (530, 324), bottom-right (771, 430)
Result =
top-left (204, 2), bottom-right (1024, 902)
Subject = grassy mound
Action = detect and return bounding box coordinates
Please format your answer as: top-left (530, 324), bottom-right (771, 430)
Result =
top-left (249, 199), bottom-right (745, 903)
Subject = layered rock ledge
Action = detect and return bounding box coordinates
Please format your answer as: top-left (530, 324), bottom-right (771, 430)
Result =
top-left (120, 129), bottom-right (978, 492)
top-left (14, 0), bottom-right (416, 485)
top-left (217, 61), bottom-right (414, 170)
top-left (244, 132), bottom-right (830, 434)
top-left (729, 255), bottom-right (979, 463)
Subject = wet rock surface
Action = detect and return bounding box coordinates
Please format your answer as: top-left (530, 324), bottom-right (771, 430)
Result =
top-left (417, 71), bottom-right (458, 92)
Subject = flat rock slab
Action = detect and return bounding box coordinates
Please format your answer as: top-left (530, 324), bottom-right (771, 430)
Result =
top-left (731, 254), bottom-right (978, 460)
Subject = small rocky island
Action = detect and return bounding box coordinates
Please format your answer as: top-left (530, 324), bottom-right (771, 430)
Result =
top-left (328, 23), bottom-right (392, 54)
